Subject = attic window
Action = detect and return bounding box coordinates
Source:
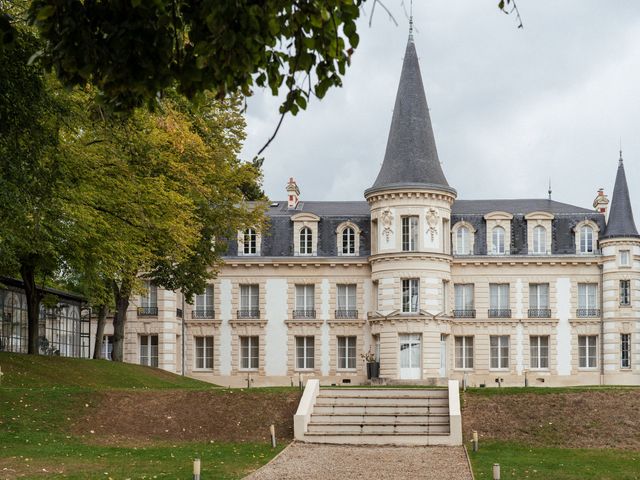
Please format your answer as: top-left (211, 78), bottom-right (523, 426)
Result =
top-left (270, 202), bottom-right (279, 207)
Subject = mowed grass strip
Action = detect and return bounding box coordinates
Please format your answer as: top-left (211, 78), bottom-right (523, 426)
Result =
top-left (0, 353), bottom-right (296, 479)
top-left (469, 440), bottom-right (640, 480)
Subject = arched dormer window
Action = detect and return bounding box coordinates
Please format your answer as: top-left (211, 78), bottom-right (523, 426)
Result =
top-left (492, 226), bottom-right (506, 255)
top-left (300, 227), bottom-right (313, 255)
top-left (336, 222), bottom-right (361, 256)
top-left (452, 221), bottom-right (476, 255)
top-left (532, 225), bottom-right (546, 254)
top-left (573, 220), bottom-right (600, 255)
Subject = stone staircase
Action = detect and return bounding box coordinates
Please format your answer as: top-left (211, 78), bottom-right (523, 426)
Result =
top-left (294, 382), bottom-right (462, 446)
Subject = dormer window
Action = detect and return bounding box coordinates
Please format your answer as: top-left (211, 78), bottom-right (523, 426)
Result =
top-left (243, 228), bottom-right (257, 255)
top-left (342, 227), bottom-right (355, 255)
top-left (532, 226), bottom-right (546, 254)
top-left (300, 227), bottom-right (313, 255)
top-left (580, 225), bottom-right (594, 254)
top-left (492, 226), bottom-right (506, 255)
top-left (452, 221), bottom-right (475, 255)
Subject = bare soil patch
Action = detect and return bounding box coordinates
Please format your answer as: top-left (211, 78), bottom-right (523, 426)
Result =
top-left (72, 389), bottom-right (301, 445)
top-left (463, 389), bottom-right (640, 449)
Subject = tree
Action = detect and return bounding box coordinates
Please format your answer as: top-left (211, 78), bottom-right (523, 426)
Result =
top-left (25, 0), bottom-right (363, 116)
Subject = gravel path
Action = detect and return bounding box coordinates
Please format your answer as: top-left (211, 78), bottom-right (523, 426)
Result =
top-left (245, 443), bottom-right (473, 480)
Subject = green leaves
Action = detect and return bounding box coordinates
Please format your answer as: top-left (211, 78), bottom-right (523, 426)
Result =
top-left (27, 0), bottom-right (365, 115)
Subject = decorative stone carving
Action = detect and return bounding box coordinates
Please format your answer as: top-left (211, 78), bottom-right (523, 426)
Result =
top-left (380, 208), bottom-right (394, 241)
top-left (426, 208), bottom-right (439, 241)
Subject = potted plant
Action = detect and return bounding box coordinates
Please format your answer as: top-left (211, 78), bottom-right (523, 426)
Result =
top-left (361, 350), bottom-right (379, 379)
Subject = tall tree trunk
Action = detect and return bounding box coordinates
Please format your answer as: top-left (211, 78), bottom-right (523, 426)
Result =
top-left (20, 262), bottom-right (42, 355)
top-left (111, 277), bottom-right (133, 362)
top-left (92, 304), bottom-right (108, 359)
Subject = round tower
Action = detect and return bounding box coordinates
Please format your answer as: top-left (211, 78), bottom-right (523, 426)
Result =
top-left (600, 152), bottom-right (640, 384)
top-left (365, 34), bottom-right (456, 381)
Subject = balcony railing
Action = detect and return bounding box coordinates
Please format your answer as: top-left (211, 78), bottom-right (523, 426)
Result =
top-left (488, 308), bottom-right (511, 318)
top-left (293, 309), bottom-right (316, 319)
top-left (453, 309), bottom-right (476, 318)
top-left (237, 309), bottom-right (260, 319)
top-left (528, 308), bottom-right (551, 318)
top-left (137, 306), bottom-right (158, 316)
top-left (335, 309), bottom-right (358, 319)
top-left (576, 308), bottom-right (600, 318)
top-left (176, 308), bottom-right (183, 318)
top-left (192, 309), bottom-right (215, 319)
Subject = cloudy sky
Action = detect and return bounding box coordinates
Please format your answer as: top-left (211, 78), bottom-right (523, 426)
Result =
top-left (240, 1), bottom-right (640, 216)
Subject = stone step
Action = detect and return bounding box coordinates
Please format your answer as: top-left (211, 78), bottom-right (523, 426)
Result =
top-left (319, 388), bottom-right (448, 398)
top-left (310, 413), bottom-right (450, 423)
top-left (315, 396), bottom-right (449, 407)
top-left (312, 405), bottom-right (450, 415)
top-left (302, 432), bottom-right (452, 446)
top-left (306, 423), bottom-right (450, 435)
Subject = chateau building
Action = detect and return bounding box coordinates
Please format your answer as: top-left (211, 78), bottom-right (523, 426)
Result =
top-left (100, 35), bottom-right (640, 387)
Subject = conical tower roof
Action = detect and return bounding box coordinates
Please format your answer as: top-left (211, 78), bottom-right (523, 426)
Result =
top-left (602, 153), bottom-right (639, 239)
top-left (365, 36), bottom-right (455, 196)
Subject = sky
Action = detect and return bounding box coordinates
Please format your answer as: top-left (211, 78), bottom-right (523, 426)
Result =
top-left (239, 0), bottom-right (640, 216)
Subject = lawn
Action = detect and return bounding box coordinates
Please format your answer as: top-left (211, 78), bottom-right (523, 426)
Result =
top-left (0, 353), bottom-right (295, 479)
top-left (469, 441), bottom-right (640, 480)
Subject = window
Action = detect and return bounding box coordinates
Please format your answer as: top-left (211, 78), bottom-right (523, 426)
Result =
top-left (621, 334), bottom-right (631, 369)
top-left (577, 283), bottom-right (598, 317)
top-left (299, 227), bottom-right (313, 255)
top-left (337, 336), bottom-right (356, 370)
top-left (530, 336), bottom-right (549, 369)
top-left (579, 225), bottom-right (594, 254)
top-left (578, 335), bottom-right (597, 368)
top-left (242, 228), bottom-right (257, 255)
top-left (296, 336), bottom-right (315, 370)
top-left (337, 284), bottom-right (357, 318)
top-left (455, 336), bottom-right (474, 369)
top-left (194, 285), bottom-right (214, 318)
top-left (490, 335), bottom-right (509, 369)
top-left (139, 281), bottom-right (158, 316)
top-left (454, 284), bottom-right (474, 317)
top-left (195, 336), bottom-right (213, 370)
top-left (529, 283), bottom-right (550, 317)
top-left (620, 280), bottom-right (631, 306)
top-left (456, 226), bottom-right (471, 255)
top-left (239, 284), bottom-right (259, 318)
top-left (102, 335), bottom-right (113, 361)
top-left (342, 227), bottom-right (355, 255)
top-left (294, 284), bottom-right (315, 318)
top-left (532, 225), bottom-right (546, 254)
top-left (402, 216), bottom-right (418, 252)
top-left (620, 250), bottom-right (630, 267)
top-left (140, 335), bottom-right (158, 367)
top-left (492, 226), bottom-right (506, 254)
top-left (240, 336), bottom-right (259, 370)
top-left (489, 283), bottom-right (510, 317)
top-left (402, 279), bottom-right (419, 313)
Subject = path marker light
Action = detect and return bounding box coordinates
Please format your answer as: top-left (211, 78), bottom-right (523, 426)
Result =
top-left (193, 458), bottom-right (201, 480)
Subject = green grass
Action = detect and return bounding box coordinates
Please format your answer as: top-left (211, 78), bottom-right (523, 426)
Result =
top-left (465, 385), bottom-right (639, 397)
top-left (469, 441), bottom-right (640, 480)
top-left (0, 353), bottom-right (286, 479)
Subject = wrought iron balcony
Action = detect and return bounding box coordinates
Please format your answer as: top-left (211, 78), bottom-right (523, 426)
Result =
top-left (488, 308), bottom-right (511, 318)
top-left (335, 309), bottom-right (358, 319)
top-left (237, 309), bottom-right (260, 319)
top-left (192, 309), bottom-right (215, 319)
top-left (528, 308), bottom-right (551, 318)
top-left (176, 308), bottom-right (183, 318)
top-left (453, 309), bottom-right (476, 318)
top-left (137, 306), bottom-right (158, 316)
top-left (576, 308), bottom-right (600, 318)
top-left (293, 309), bottom-right (316, 319)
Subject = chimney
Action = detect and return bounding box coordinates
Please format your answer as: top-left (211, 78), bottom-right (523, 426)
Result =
top-left (593, 187), bottom-right (609, 218)
top-left (286, 177), bottom-right (300, 209)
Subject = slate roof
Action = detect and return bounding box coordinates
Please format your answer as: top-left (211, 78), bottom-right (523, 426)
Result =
top-left (365, 36), bottom-right (454, 196)
top-left (602, 157), bottom-right (639, 239)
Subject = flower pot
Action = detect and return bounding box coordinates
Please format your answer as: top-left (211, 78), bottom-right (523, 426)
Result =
top-left (366, 361), bottom-right (380, 379)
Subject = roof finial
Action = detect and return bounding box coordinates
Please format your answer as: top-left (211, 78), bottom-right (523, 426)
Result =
top-left (408, 0), bottom-right (414, 40)
top-left (619, 138), bottom-right (624, 165)
top-left (548, 177), bottom-right (552, 200)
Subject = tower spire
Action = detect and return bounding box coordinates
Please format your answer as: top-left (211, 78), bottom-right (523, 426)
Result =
top-left (603, 151), bottom-right (639, 239)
